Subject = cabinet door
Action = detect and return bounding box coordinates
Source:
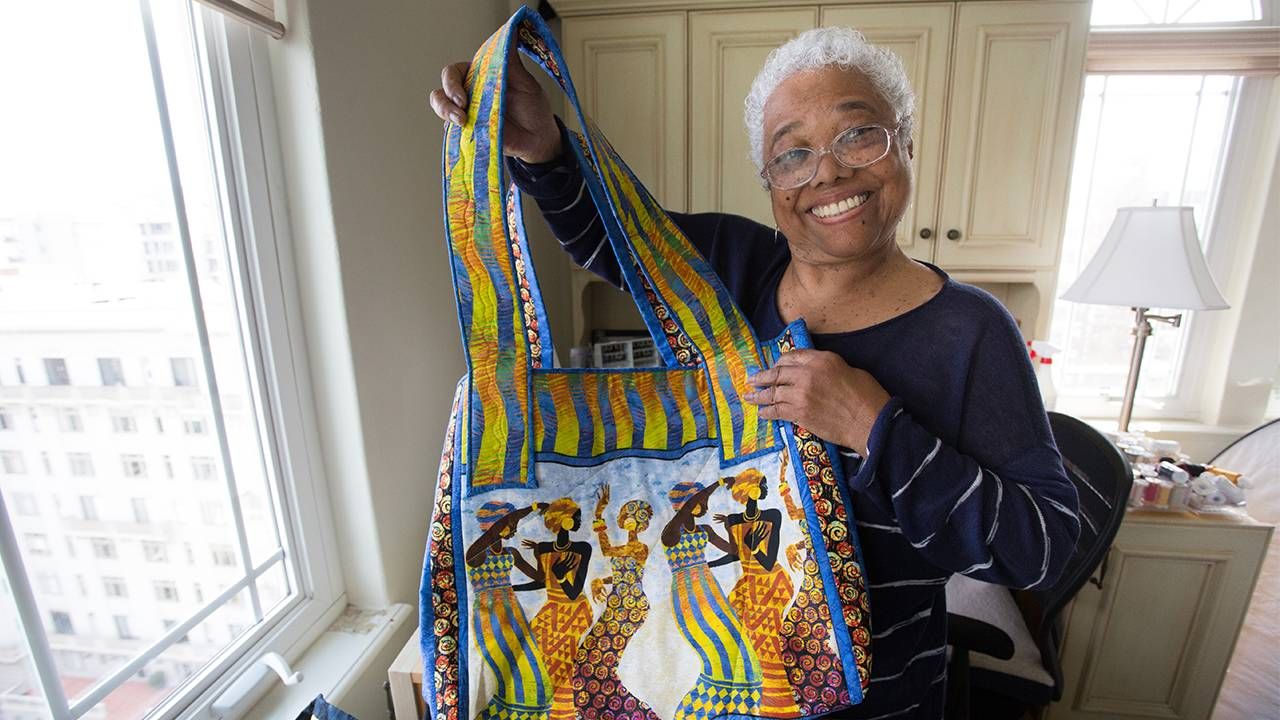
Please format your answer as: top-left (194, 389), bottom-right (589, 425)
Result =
top-left (1048, 517), bottom-right (1271, 720)
top-left (821, 4), bottom-right (953, 263)
top-left (562, 13), bottom-right (687, 211)
top-left (935, 1), bottom-right (1088, 269)
top-left (689, 8), bottom-right (818, 227)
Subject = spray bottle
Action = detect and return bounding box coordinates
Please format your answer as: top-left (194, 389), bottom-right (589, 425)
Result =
top-left (1029, 340), bottom-right (1060, 411)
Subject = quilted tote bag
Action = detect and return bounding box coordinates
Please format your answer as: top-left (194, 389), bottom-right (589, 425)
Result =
top-left (420, 8), bottom-right (872, 720)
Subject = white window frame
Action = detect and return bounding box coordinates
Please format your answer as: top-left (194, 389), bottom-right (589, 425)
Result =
top-left (1052, 13), bottom-right (1279, 423)
top-left (0, 4), bottom-right (344, 720)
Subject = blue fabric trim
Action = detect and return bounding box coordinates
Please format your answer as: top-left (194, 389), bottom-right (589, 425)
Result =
top-left (451, 439), bottom-right (470, 720)
top-left (534, 439), bottom-right (717, 467)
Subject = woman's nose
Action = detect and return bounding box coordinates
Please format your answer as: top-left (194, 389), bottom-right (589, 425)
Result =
top-left (809, 149), bottom-right (850, 187)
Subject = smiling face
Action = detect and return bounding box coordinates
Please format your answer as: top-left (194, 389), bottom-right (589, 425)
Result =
top-left (762, 66), bottom-right (913, 265)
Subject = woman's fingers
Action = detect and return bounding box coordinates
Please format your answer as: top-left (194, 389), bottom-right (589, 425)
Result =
top-left (428, 88), bottom-right (464, 125)
top-left (441, 62), bottom-right (470, 107)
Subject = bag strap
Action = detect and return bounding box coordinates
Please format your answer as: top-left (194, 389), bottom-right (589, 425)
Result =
top-left (444, 7), bottom-right (777, 491)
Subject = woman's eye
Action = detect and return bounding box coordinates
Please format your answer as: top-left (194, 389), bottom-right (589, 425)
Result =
top-left (771, 148), bottom-right (811, 169)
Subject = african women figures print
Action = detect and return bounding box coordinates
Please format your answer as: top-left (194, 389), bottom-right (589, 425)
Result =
top-left (661, 480), bottom-right (763, 720)
top-left (570, 486), bottom-right (660, 720)
top-left (516, 499), bottom-right (594, 720)
top-left (465, 502), bottom-right (553, 720)
top-left (714, 469), bottom-right (803, 717)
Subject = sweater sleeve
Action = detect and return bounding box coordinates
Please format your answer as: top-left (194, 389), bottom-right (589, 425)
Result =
top-left (844, 309), bottom-right (1082, 590)
top-left (505, 121), bottom-right (773, 293)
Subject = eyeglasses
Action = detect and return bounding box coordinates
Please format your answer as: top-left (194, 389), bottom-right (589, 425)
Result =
top-left (760, 124), bottom-right (899, 190)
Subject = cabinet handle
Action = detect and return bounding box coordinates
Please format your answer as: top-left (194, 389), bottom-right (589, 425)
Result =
top-left (946, 228), bottom-right (962, 241)
top-left (1088, 551), bottom-right (1110, 591)
top-left (919, 228), bottom-right (933, 240)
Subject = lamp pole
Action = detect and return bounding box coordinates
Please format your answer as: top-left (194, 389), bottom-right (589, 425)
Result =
top-left (1118, 307), bottom-right (1182, 432)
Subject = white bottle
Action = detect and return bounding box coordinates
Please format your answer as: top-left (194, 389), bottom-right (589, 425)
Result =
top-left (1029, 340), bottom-right (1060, 411)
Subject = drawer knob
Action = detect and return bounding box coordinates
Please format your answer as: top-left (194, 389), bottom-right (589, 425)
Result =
top-left (919, 228), bottom-right (933, 239)
top-left (946, 228), bottom-right (962, 241)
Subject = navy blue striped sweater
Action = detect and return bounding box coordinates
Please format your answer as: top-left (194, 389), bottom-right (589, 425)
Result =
top-left (507, 143), bottom-right (1080, 720)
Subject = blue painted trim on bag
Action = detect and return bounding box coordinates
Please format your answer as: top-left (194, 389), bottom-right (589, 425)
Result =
top-left (533, 439), bottom-right (717, 467)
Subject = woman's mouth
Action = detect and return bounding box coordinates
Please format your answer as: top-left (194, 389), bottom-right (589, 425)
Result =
top-left (809, 191), bottom-right (872, 220)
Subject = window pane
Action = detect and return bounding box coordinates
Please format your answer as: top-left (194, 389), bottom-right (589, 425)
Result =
top-left (1052, 75), bottom-right (1239, 405)
top-left (1091, 0), bottom-right (1262, 26)
top-left (0, 1), bottom-right (294, 715)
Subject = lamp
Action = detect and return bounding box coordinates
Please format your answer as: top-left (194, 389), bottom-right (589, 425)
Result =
top-left (1061, 204), bottom-right (1228, 432)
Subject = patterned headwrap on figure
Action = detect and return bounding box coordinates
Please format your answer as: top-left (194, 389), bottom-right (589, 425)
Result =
top-left (730, 468), bottom-right (767, 505)
top-left (540, 497), bottom-right (580, 532)
top-left (476, 501), bottom-right (517, 531)
top-left (618, 499), bottom-right (654, 531)
top-left (668, 481), bottom-right (705, 510)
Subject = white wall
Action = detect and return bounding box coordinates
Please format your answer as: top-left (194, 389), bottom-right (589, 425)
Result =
top-left (267, 0), bottom-right (574, 610)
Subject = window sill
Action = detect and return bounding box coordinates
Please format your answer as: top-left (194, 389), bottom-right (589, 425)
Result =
top-left (238, 603), bottom-right (413, 719)
top-left (1076, 416), bottom-right (1256, 459)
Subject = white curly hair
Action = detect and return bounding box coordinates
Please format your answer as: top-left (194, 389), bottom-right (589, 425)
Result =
top-left (744, 26), bottom-right (915, 171)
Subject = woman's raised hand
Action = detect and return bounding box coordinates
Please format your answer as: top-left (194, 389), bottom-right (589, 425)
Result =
top-left (428, 51), bottom-right (563, 164)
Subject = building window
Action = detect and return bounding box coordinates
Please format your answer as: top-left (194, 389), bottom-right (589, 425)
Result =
top-left (142, 541), bottom-right (168, 563)
top-left (131, 498), bottom-right (149, 524)
top-left (1, 451), bottom-right (25, 475)
top-left (154, 581), bottom-right (180, 603)
top-left (102, 577), bottom-right (127, 598)
top-left (57, 408), bottom-right (83, 432)
top-left (200, 501), bottom-right (226, 526)
top-left (163, 619), bottom-right (190, 644)
top-left (191, 456), bottom-right (217, 481)
top-left (154, 415), bottom-right (165, 433)
top-left (0, 407), bottom-right (12, 430)
top-left (79, 496), bottom-right (97, 522)
top-left (170, 357), bottom-right (197, 388)
top-left (210, 546), bottom-right (237, 567)
top-left (183, 416), bottom-right (207, 435)
top-left (89, 538), bottom-right (117, 560)
top-left (121, 455), bottom-right (147, 478)
top-left (40, 452), bottom-right (51, 475)
top-left (10, 492), bottom-right (38, 516)
top-left (35, 573), bottom-right (61, 596)
top-left (43, 358), bottom-right (70, 386)
top-left (25, 533), bottom-right (51, 556)
top-left (97, 357), bottom-right (125, 386)
top-left (14, 359), bottom-right (26, 385)
top-left (50, 611), bottom-right (74, 635)
top-left (114, 615), bottom-right (134, 640)
top-left (68, 453), bottom-right (94, 477)
top-left (110, 412), bottom-right (137, 433)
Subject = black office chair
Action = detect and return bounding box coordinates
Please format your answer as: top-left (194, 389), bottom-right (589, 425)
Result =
top-left (944, 411), bottom-right (1133, 719)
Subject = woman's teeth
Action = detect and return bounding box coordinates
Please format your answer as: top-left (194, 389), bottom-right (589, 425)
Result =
top-left (810, 191), bottom-right (871, 218)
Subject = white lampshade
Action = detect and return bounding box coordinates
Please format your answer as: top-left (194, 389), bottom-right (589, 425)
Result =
top-left (1061, 206), bottom-right (1229, 310)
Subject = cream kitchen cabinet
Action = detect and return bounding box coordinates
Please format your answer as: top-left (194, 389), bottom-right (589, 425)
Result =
top-left (1046, 510), bottom-right (1272, 720)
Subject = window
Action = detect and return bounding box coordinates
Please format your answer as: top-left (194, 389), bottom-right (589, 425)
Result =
top-left (0, 2), bottom-right (340, 717)
top-left (57, 408), bottom-right (84, 432)
top-left (200, 500), bottom-right (226, 526)
top-left (183, 416), bottom-right (208, 435)
top-left (68, 453), bottom-right (94, 477)
top-left (163, 619), bottom-right (190, 644)
top-left (10, 492), bottom-right (37, 517)
top-left (154, 415), bottom-right (165, 433)
top-left (79, 496), bottom-right (97, 522)
top-left (210, 546), bottom-right (237, 567)
top-left (110, 412), bottom-right (137, 433)
top-left (97, 357), bottom-right (125, 386)
top-left (25, 533), bottom-right (51, 556)
top-left (14, 359), bottom-right (27, 385)
top-left (1049, 5), bottom-right (1275, 420)
top-left (36, 573), bottom-right (62, 596)
top-left (89, 538), bottom-right (116, 560)
top-left (154, 581), bottom-right (180, 603)
top-left (170, 357), bottom-right (197, 388)
top-left (191, 456), bottom-right (217, 481)
top-left (102, 577), bottom-right (127, 598)
top-left (142, 541), bottom-right (168, 563)
top-left (131, 498), bottom-right (149, 524)
top-left (121, 454), bottom-right (147, 478)
top-left (51, 611), bottom-right (74, 635)
top-left (43, 358), bottom-right (70, 386)
top-left (0, 406), bottom-right (11, 430)
top-left (1, 451), bottom-right (25, 475)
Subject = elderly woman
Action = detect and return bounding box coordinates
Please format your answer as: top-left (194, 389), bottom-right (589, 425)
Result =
top-left (431, 27), bottom-right (1079, 720)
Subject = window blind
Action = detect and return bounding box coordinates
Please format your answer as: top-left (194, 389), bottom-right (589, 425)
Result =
top-left (194, 0), bottom-right (284, 39)
top-left (1088, 28), bottom-right (1280, 74)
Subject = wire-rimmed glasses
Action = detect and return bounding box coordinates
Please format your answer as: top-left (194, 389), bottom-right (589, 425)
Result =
top-left (760, 124), bottom-right (899, 190)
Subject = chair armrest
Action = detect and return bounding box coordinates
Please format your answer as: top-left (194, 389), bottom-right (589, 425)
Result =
top-left (947, 613), bottom-right (1015, 660)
